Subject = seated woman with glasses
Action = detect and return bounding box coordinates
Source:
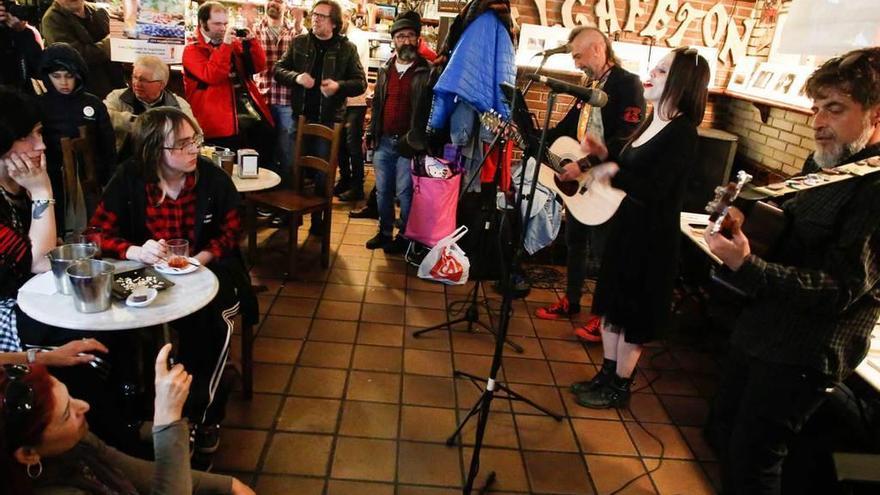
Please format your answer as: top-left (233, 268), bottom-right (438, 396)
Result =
top-left (88, 107), bottom-right (257, 454)
top-left (0, 344), bottom-right (256, 494)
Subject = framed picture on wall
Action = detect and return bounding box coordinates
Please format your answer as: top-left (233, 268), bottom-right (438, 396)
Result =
top-left (735, 62), bottom-right (814, 110)
top-left (775, 66), bottom-right (815, 107)
top-left (375, 4), bottom-right (398, 21)
top-left (727, 56), bottom-right (759, 93)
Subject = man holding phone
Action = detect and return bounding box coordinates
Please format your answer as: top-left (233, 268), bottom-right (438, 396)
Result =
top-left (182, 1), bottom-right (273, 151)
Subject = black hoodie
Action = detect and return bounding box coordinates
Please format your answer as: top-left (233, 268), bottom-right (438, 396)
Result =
top-left (37, 42), bottom-right (116, 232)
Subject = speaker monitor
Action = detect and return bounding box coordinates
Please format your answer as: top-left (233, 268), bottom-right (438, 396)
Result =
top-left (684, 128), bottom-right (738, 212)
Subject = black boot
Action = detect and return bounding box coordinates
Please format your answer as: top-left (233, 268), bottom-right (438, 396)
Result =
top-left (575, 373), bottom-right (633, 409)
top-left (570, 359), bottom-right (616, 394)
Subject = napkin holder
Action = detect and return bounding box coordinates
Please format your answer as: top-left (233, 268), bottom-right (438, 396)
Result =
top-left (237, 148), bottom-right (259, 179)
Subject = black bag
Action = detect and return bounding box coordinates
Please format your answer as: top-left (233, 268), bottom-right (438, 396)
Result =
top-left (455, 188), bottom-right (512, 282)
top-left (234, 83), bottom-right (265, 131)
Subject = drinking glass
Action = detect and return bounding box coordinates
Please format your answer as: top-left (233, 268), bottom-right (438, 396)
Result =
top-left (166, 238), bottom-right (189, 268)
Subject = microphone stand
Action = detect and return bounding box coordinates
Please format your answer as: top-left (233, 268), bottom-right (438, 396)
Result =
top-left (455, 54), bottom-right (565, 495)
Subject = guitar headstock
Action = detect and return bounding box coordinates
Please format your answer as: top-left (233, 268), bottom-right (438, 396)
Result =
top-left (705, 170), bottom-right (753, 235)
top-left (479, 110), bottom-right (525, 149)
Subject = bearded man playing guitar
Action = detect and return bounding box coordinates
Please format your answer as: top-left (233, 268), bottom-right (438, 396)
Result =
top-left (533, 26), bottom-right (645, 343)
top-left (704, 48), bottom-right (880, 495)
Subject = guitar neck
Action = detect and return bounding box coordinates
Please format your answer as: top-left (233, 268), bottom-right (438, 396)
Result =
top-left (480, 112), bottom-right (589, 174)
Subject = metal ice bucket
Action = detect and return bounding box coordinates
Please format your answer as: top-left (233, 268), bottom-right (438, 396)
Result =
top-left (47, 244), bottom-right (98, 294)
top-left (66, 260), bottom-right (114, 313)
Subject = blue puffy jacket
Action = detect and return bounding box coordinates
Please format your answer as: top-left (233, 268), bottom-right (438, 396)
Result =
top-left (428, 12), bottom-right (516, 131)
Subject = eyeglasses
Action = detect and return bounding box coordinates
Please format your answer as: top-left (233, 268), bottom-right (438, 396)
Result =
top-left (2, 365), bottom-right (35, 424)
top-left (311, 11), bottom-right (331, 20)
top-left (132, 75), bottom-right (163, 84)
top-left (163, 134), bottom-right (204, 152)
top-left (393, 33), bottom-right (417, 42)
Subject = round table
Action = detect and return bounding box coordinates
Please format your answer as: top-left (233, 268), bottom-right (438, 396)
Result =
top-left (17, 260), bottom-right (219, 331)
top-left (231, 166), bottom-right (281, 193)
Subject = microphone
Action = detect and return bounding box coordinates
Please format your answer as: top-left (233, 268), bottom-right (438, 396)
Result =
top-left (526, 74), bottom-right (608, 107)
top-left (534, 44), bottom-right (571, 57)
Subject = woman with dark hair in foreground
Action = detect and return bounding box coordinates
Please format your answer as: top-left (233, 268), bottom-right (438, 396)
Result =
top-left (0, 344), bottom-right (255, 493)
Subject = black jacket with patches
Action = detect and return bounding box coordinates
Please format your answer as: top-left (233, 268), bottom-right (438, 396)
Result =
top-left (546, 64), bottom-right (646, 161)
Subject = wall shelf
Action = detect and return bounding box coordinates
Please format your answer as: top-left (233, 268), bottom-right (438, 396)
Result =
top-left (723, 90), bottom-right (812, 123)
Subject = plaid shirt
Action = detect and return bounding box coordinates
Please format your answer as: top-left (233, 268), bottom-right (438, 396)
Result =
top-left (725, 145), bottom-right (880, 382)
top-left (91, 174), bottom-right (241, 261)
top-left (253, 18), bottom-right (298, 106)
top-left (1, 193), bottom-right (30, 351)
top-left (381, 62), bottom-right (417, 137)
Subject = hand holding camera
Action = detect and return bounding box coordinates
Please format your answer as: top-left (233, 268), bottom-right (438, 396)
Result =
top-left (1, 1), bottom-right (29, 30)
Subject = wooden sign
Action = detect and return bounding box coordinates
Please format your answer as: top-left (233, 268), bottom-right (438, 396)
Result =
top-left (531, 0), bottom-right (756, 66)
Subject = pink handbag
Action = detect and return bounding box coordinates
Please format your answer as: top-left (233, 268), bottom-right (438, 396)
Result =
top-left (404, 170), bottom-right (461, 248)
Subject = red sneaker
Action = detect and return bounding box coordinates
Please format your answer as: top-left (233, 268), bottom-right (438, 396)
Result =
top-left (574, 315), bottom-right (602, 342)
top-left (535, 296), bottom-right (580, 320)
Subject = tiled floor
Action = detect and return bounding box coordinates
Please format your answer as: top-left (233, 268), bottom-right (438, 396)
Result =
top-left (220, 190), bottom-right (722, 494)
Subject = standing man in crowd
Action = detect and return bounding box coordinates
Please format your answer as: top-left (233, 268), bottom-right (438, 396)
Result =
top-left (363, 10), bottom-right (432, 254)
top-left (1, 2), bottom-right (42, 94)
top-left (104, 55), bottom-right (194, 160)
top-left (274, 0), bottom-right (365, 232)
top-left (183, 1), bottom-right (273, 152)
top-left (705, 47), bottom-right (880, 495)
top-left (334, 6), bottom-right (371, 201)
top-left (254, 0), bottom-right (298, 186)
top-left (41, 0), bottom-right (123, 98)
top-left (535, 26), bottom-right (645, 342)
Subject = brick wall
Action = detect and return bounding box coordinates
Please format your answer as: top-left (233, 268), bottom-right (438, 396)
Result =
top-left (509, 0), bottom-right (813, 179)
top-left (709, 0), bottom-right (815, 178)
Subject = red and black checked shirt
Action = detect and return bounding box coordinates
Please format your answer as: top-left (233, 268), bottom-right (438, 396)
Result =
top-left (91, 174), bottom-right (241, 260)
top-left (253, 18), bottom-right (298, 107)
top-left (381, 62), bottom-right (416, 137)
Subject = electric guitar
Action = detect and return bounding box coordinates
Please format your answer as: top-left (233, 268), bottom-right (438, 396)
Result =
top-left (480, 111), bottom-right (626, 226)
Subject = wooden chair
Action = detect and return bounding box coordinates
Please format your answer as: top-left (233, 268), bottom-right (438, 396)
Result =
top-left (60, 125), bottom-right (101, 217)
top-left (247, 116), bottom-right (342, 276)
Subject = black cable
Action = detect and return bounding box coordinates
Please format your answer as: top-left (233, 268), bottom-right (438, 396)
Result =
top-left (604, 348), bottom-right (680, 494)
top-left (608, 410), bottom-right (666, 495)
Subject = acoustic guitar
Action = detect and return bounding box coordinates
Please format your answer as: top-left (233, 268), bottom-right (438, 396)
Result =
top-left (480, 111), bottom-right (626, 226)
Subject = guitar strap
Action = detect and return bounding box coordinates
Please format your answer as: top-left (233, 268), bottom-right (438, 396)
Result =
top-left (576, 79), bottom-right (605, 144)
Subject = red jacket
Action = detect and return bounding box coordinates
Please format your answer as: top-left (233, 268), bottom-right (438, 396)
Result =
top-left (182, 30), bottom-right (274, 139)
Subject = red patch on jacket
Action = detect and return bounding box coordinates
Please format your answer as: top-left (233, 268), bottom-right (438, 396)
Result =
top-left (623, 107), bottom-right (641, 123)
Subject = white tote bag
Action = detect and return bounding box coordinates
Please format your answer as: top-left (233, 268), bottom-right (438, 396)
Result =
top-left (417, 226), bottom-right (470, 285)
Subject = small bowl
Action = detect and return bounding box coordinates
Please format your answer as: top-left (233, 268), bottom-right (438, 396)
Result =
top-left (126, 287), bottom-right (158, 308)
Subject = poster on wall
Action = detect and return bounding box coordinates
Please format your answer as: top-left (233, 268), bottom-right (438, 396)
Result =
top-left (613, 43), bottom-right (720, 89)
top-left (108, 0), bottom-right (186, 64)
top-left (515, 24), bottom-right (577, 73)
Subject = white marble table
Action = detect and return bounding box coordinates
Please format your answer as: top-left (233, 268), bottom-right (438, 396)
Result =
top-left (17, 260), bottom-right (219, 331)
top-left (231, 166), bottom-right (281, 193)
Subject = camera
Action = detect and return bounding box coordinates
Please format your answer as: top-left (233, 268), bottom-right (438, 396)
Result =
top-left (234, 28), bottom-right (248, 37)
top-left (2, 0), bottom-right (39, 23)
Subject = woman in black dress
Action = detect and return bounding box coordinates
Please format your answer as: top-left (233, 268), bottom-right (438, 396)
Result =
top-left (573, 47), bottom-right (711, 409)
